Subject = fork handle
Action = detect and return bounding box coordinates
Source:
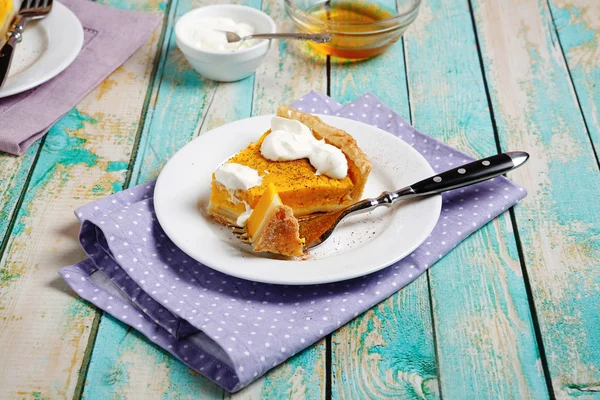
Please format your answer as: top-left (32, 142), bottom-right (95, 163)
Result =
top-left (341, 152), bottom-right (529, 217)
top-left (0, 17), bottom-right (29, 89)
top-left (0, 38), bottom-right (16, 89)
top-left (408, 151), bottom-right (528, 196)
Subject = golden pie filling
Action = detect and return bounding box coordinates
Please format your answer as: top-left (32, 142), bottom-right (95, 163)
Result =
top-left (209, 131), bottom-right (361, 221)
top-left (208, 105), bottom-right (371, 257)
top-left (245, 183), bottom-right (304, 257)
top-left (0, 0), bottom-right (14, 47)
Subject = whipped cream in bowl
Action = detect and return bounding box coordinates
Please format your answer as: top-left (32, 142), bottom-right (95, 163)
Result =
top-left (177, 17), bottom-right (260, 52)
top-left (175, 5), bottom-right (276, 82)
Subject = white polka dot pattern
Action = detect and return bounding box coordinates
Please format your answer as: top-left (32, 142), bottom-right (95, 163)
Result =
top-left (59, 91), bottom-right (527, 393)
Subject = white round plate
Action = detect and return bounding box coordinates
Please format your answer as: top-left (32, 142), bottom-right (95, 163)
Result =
top-left (154, 115), bottom-right (442, 285)
top-left (0, 2), bottom-right (84, 98)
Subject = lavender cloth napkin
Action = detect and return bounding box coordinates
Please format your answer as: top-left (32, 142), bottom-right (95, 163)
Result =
top-left (0, 0), bottom-right (160, 155)
top-left (59, 92), bottom-right (527, 392)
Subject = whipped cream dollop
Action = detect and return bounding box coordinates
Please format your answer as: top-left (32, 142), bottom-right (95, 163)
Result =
top-left (236, 205), bottom-right (253, 227)
top-left (214, 163), bottom-right (262, 190)
top-left (260, 117), bottom-right (348, 179)
top-left (178, 17), bottom-right (258, 52)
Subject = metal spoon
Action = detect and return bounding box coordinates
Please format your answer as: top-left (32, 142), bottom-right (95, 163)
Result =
top-left (219, 30), bottom-right (332, 44)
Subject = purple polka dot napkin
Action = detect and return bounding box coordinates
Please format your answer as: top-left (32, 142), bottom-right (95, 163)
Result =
top-left (59, 91), bottom-right (526, 392)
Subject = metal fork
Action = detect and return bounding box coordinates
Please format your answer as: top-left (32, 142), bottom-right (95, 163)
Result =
top-left (0, 0), bottom-right (54, 88)
top-left (228, 152), bottom-right (529, 251)
top-left (218, 30), bottom-right (332, 44)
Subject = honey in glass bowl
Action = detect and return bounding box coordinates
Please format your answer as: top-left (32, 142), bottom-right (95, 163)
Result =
top-left (285, 0), bottom-right (421, 60)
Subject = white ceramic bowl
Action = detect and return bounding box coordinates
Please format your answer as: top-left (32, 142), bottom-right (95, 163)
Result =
top-left (175, 5), bottom-right (276, 82)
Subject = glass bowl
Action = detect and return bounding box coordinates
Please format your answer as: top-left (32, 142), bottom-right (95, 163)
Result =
top-left (284, 0), bottom-right (421, 60)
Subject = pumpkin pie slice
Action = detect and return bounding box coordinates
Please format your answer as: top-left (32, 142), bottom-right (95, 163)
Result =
top-left (0, 0), bottom-right (14, 47)
top-left (208, 105), bottom-right (371, 256)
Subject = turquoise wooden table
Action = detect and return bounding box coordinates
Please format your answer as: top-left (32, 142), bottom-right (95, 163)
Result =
top-left (1, 0), bottom-right (599, 398)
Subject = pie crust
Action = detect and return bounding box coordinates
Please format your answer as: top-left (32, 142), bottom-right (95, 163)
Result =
top-left (251, 204), bottom-right (304, 257)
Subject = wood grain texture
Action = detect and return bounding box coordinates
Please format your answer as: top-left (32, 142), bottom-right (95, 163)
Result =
top-left (226, 339), bottom-right (326, 400)
top-left (405, 0), bottom-right (549, 398)
top-left (0, 146), bottom-right (41, 252)
top-left (329, 9), bottom-right (440, 397)
top-left (0, 0), bottom-right (163, 395)
top-left (127, 0), bottom-right (217, 186)
top-left (252, 0), bottom-right (327, 115)
top-left (548, 0), bottom-right (600, 157)
top-left (472, 0), bottom-right (600, 397)
top-left (332, 279), bottom-right (439, 399)
top-left (83, 316), bottom-right (224, 400)
top-left (84, 0), bottom-right (328, 398)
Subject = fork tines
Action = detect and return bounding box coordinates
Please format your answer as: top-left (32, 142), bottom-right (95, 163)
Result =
top-left (227, 224), bottom-right (251, 244)
top-left (20, 0), bottom-right (53, 15)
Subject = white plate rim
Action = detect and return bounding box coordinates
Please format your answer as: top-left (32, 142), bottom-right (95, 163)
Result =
top-left (154, 115), bottom-right (442, 285)
top-left (0, 2), bottom-right (84, 98)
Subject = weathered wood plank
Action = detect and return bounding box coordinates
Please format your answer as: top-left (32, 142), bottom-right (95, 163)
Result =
top-left (127, 0), bottom-right (217, 185)
top-left (472, 0), bottom-right (600, 397)
top-left (404, 0), bottom-right (550, 398)
top-left (429, 218), bottom-right (549, 399)
top-left (332, 279), bottom-right (438, 399)
top-left (548, 0), bottom-right (600, 158)
top-left (0, 145), bottom-right (40, 249)
top-left (226, 340), bottom-right (326, 400)
top-left (0, 0), bottom-right (164, 396)
top-left (251, 0), bottom-right (327, 115)
top-left (84, 0), bottom-right (328, 397)
top-left (83, 316), bottom-right (224, 400)
top-left (329, 9), bottom-right (440, 397)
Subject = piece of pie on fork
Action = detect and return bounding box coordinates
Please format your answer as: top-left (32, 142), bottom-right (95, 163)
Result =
top-left (208, 105), bottom-right (371, 257)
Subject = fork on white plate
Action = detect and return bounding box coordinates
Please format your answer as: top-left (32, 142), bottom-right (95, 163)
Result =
top-left (229, 152), bottom-right (529, 251)
top-left (0, 0), bottom-right (54, 88)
